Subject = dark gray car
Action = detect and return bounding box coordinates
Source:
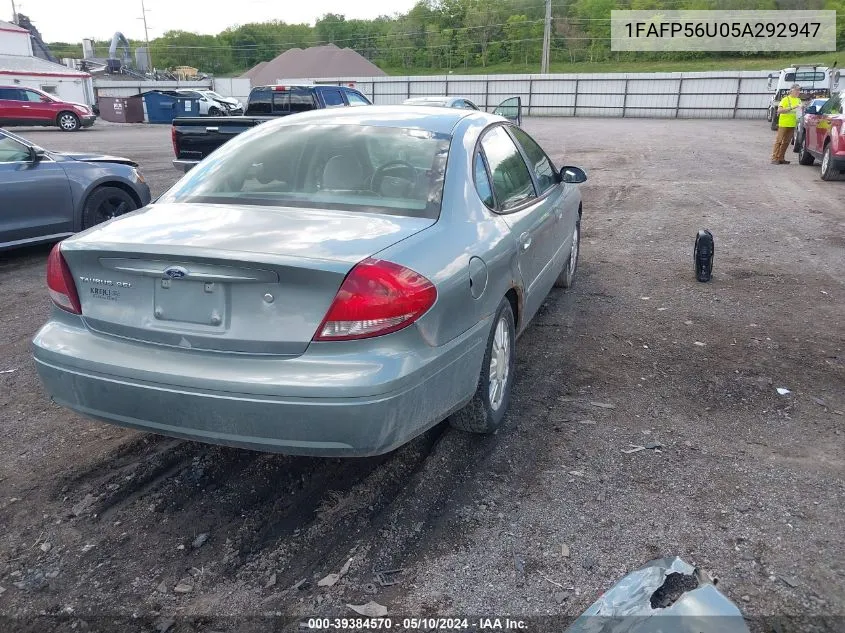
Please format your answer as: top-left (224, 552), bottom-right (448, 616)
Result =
top-left (0, 128), bottom-right (151, 251)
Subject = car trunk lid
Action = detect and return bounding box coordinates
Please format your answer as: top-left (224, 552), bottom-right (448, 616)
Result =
top-left (60, 203), bottom-right (434, 356)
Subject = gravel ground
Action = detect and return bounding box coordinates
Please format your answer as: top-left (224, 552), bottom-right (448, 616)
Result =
top-left (0, 118), bottom-right (843, 633)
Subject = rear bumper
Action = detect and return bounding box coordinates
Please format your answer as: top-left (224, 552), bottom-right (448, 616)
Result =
top-left (31, 314), bottom-right (489, 457)
top-left (172, 159), bottom-right (198, 173)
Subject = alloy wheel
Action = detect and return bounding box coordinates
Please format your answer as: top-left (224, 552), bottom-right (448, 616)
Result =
top-left (488, 315), bottom-right (511, 411)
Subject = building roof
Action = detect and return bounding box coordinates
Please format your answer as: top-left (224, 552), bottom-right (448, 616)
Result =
top-left (243, 44), bottom-right (386, 85)
top-left (0, 54), bottom-right (91, 78)
top-left (0, 19), bottom-right (28, 33)
top-left (240, 60), bottom-right (268, 80)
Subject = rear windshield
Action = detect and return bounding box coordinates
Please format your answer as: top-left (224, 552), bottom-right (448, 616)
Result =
top-left (159, 124), bottom-right (451, 219)
top-left (786, 72), bottom-right (826, 82)
top-left (247, 87), bottom-right (314, 114)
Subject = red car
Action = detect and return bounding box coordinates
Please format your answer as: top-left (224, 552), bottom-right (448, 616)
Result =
top-left (796, 87), bottom-right (845, 180)
top-left (0, 85), bottom-right (96, 132)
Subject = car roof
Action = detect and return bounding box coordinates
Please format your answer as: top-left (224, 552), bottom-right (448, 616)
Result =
top-left (265, 104), bottom-right (496, 135)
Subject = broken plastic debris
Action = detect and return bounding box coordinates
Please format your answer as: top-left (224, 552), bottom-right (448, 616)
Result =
top-left (564, 556), bottom-right (750, 633)
top-left (0, 368), bottom-right (16, 374)
top-left (776, 388), bottom-right (791, 396)
top-left (318, 557), bottom-right (354, 587)
top-left (346, 601), bottom-right (388, 618)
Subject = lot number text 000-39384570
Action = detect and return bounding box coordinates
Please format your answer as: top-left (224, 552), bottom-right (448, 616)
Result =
top-left (610, 10), bottom-right (837, 52)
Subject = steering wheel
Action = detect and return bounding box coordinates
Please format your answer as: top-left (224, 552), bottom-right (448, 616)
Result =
top-left (372, 160), bottom-right (417, 194)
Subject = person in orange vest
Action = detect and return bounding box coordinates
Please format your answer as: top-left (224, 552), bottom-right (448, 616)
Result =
top-left (771, 84), bottom-right (803, 165)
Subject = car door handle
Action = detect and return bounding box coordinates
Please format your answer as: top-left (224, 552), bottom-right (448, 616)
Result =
top-left (519, 232), bottom-right (532, 251)
top-left (22, 105), bottom-right (31, 108)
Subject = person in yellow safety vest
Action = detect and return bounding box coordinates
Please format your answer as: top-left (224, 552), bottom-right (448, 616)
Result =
top-left (771, 84), bottom-right (803, 165)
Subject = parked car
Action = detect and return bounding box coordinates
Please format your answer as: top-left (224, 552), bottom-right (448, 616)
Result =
top-left (403, 96), bottom-right (523, 125)
top-left (171, 84), bottom-right (372, 172)
top-left (795, 88), bottom-right (845, 180)
top-left (0, 128), bottom-right (151, 251)
top-left (174, 89), bottom-right (244, 116)
top-left (32, 106), bottom-right (587, 457)
top-left (793, 97), bottom-right (828, 150)
top-left (0, 86), bottom-right (96, 131)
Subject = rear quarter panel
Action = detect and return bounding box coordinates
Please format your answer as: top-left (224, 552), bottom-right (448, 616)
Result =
top-left (373, 115), bottom-right (523, 350)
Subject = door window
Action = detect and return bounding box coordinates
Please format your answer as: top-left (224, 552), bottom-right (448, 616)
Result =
top-left (0, 87), bottom-right (24, 101)
top-left (322, 89), bottom-right (345, 107)
top-left (0, 135), bottom-right (31, 162)
top-left (479, 125), bottom-right (536, 212)
top-left (23, 90), bottom-right (45, 102)
top-left (345, 91), bottom-right (370, 106)
top-left (509, 127), bottom-right (558, 195)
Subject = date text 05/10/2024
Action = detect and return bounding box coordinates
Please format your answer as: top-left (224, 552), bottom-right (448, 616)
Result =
top-left (304, 618), bottom-right (528, 630)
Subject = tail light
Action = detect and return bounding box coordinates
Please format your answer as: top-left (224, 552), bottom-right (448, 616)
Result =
top-left (314, 258), bottom-right (436, 341)
top-left (171, 125), bottom-right (178, 157)
top-left (46, 244), bottom-right (81, 315)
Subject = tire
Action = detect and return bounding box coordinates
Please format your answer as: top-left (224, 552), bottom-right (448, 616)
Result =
top-left (766, 107), bottom-right (772, 122)
top-left (819, 144), bottom-right (837, 181)
top-left (82, 186), bottom-right (138, 230)
top-left (770, 115), bottom-right (778, 131)
top-left (208, 106), bottom-right (221, 116)
top-left (448, 298), bottom-right (516, 435)
top-left (797, 137), bottom-right (815, 165)
top-left (57, 111), bottom-right (80, 132)
top-left (554, 218), bottom-right (581, 289)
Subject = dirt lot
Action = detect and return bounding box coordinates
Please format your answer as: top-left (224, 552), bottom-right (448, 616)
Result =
top-left (0, 118), bottom-right (843, 633)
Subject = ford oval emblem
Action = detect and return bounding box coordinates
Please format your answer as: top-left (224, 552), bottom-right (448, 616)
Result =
top-left (163, 266), bottom-right (188, 279)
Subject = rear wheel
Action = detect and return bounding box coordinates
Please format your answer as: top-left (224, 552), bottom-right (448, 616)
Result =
top-left (82, 186), bottom-right (138, 229)
top-left (57, 111), bottom-right (80, 132)
top-left (797, 137), bottom-right (815, 165)
top-left (554, 219), bottom-right (580, 289)
top-left (449, 298), bottom-right (516, 435)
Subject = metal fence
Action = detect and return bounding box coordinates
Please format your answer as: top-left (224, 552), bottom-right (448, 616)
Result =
top-left (317, 70), bottom-right (776, 119)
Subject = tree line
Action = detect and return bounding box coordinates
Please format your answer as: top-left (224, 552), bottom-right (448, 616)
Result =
top-left (47, 0), bottom-right (844, 75)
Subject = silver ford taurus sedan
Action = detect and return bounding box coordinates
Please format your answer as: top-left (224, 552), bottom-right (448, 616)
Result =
top-left (32, 106), bottom-right (586, 457)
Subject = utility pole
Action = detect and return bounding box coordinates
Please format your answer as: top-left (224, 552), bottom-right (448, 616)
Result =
top-left (540, 0), bottom-right (552, 74)
top-left (140, 0), bottom-right (153, 72)
top-left (10, 0), bottom-right (17, 23)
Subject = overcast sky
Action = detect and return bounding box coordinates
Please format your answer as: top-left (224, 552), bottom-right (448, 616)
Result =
top-left (11, 0), bottom-right (419, 42)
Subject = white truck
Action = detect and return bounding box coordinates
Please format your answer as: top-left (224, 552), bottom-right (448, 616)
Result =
top-left (765, 63), bottom-right (840, 130)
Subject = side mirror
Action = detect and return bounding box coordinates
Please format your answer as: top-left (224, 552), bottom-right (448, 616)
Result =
top-left (805, 105), bottom-right (818, 115)
top-left (29, 147), bottom-right (46, 162)
top-left (40, 96), bottom-right (52, 103)
top-left (560, 166), bottom-right (587, 184)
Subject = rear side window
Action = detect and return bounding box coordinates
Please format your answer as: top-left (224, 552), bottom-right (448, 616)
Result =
top-left (479, 126), bottom-right (536, 212)
top-left (509, 127), bottom-right (558, 195)
top-left (474, 153), bottom-right (494, 207)
top-left (0, 87), bottom-right (20, 100)
top-left (322, 89), bottom-right (344, 107)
